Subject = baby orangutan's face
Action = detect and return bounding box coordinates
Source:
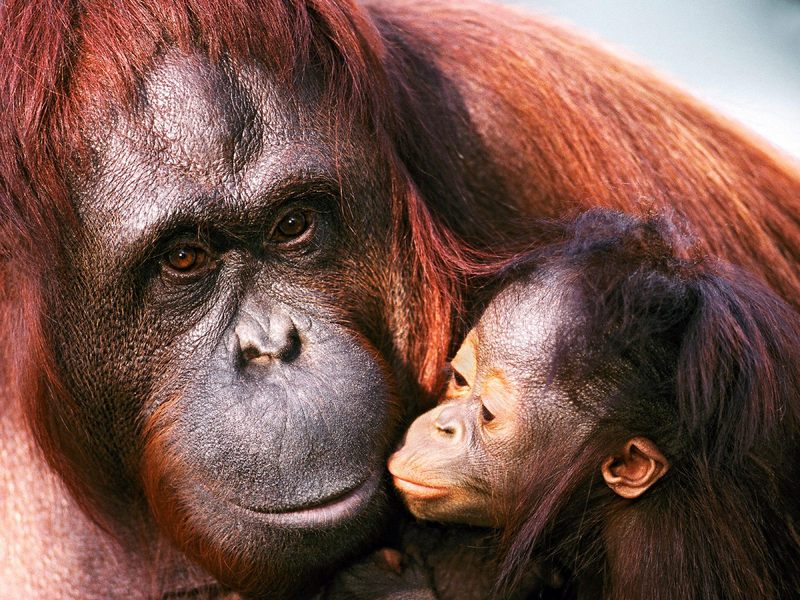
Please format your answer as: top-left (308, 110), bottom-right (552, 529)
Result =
top-left (388, 328), bottom-right (521, 526)
top-left (388, 280), bottom-right (584, 526)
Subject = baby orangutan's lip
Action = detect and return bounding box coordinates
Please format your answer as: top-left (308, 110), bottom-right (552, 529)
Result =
top-left (392, 476), bottom-right (448, 499)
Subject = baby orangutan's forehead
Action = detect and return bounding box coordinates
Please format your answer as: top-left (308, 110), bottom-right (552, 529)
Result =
top-left (476, 276), bottom-right (571, 370)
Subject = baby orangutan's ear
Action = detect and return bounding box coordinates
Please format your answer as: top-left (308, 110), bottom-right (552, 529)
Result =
top-left (601, 437), bottom-right (669, 499)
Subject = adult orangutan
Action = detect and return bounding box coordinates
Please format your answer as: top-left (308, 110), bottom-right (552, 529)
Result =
top-left (1, 0), bottom-right (798, 598)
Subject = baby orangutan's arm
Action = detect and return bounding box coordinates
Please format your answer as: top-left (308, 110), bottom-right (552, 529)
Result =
top-left (323, 544), bottom-right (435, 600)
top-left (324, 524), bottom-right (560, 600)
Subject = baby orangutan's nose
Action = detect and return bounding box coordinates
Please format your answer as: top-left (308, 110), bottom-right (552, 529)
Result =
top-left (433, 404), bottom-right (465, 443)
top-left (387, 403), bottom-right (468, 485)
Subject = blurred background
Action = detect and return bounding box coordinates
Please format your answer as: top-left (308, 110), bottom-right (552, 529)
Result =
top-left (502, 0), bottom-right (800, 160)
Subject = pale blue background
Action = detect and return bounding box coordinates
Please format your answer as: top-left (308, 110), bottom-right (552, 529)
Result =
top-left (503, 0), bottom-right (800, 159)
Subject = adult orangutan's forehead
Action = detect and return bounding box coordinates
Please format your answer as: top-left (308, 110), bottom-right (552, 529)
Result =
top-left (130, 53), bottom-right (341, 169)
top-left (134, 52), bottom-right (266, 175)
top-left (75, 51), bottom-right (363, 247)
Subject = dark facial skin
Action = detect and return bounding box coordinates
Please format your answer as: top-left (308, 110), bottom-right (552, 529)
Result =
top-left (50, 52), bottom-right (403, 596)
top-left (389, 278), bottom-right (589, 526)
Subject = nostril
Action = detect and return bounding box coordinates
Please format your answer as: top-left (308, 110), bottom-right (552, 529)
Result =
top-left (275, 324), bottom-right (301, 363)
top-left (267, 312), bottom-right (300, 363)
top-left (235, 310), bottom-right (302, 364)
top-left (433, 405), bottom-right (461, 438)
top-left (235, 315), bottom-right (269, 363)
top-left (241, 344), bottom-right (262, 362)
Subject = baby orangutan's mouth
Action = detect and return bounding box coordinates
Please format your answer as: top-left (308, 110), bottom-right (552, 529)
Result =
top-left (391, 475), bottom-right (449, 500)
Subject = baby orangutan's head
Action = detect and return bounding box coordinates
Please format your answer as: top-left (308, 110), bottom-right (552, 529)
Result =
top-left (388, 214), bottom-right (680, 527)
top-left (389, 273), bottom-right (669, 527)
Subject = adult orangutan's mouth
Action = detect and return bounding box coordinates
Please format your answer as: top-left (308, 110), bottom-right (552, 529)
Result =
top-left (225, 472), bottom-right (382, 528)
top-left (392, 475), bottom-right (448, 500)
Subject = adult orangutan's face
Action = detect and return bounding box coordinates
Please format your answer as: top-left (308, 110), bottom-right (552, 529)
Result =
top-left (54, 52), bottom-right (404, 596)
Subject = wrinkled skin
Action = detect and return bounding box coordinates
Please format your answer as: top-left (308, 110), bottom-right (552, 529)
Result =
top-left (50, 53), bottom-right (401, 597)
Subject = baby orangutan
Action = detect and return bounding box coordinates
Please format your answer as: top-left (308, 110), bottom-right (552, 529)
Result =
top-left (337, 209), bottom-right (800, 600)
top-left (388, 216), bottom-right (675, 531)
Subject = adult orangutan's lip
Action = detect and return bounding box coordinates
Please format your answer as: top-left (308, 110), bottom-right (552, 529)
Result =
top-left (225, 472), bottom-right (382, 528)
top-left (392, 475), bottom-right (448, 499)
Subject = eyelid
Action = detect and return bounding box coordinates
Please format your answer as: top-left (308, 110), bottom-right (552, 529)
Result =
top-left (478, 371), bottom-right (515, 427)
top-left (452, 367), bottom-right (469, 388)
top-left (449, 332), bottom-right (478, 389)
top-left (480, 402), bottom-right (496, 423)
top-left (274, 194), bottom-right (333, 219)
top-left (160, 238), bottom-right (213, 261)
top-left (445, 368), bottom-right (471, 401)
top-left (266, 193), bottom-right (337, 246)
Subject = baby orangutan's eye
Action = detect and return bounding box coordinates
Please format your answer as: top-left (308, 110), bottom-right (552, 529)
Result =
top-left (480, 403), bottom-right (495, 424)
top-left (452, 368), bottom-right (469, 388)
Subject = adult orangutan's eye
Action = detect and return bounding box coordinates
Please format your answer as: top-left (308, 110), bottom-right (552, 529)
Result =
top-left (273, 210), bottom-right (312, 242)
top-left (165, 245), bottom-right (208, 272)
